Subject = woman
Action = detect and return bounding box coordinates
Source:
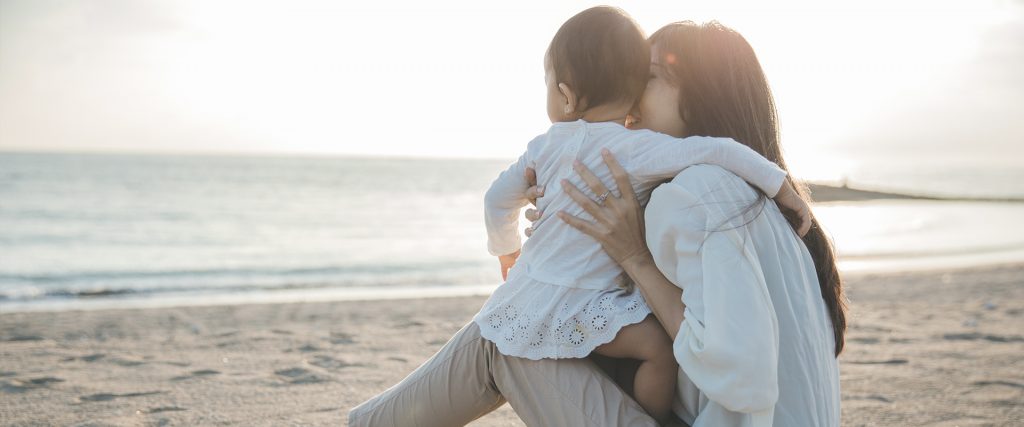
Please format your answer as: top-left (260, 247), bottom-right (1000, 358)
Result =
top-left (349, 20), bottom-right (844, 427)
top-left (554, 21), bottom-right (844, 426)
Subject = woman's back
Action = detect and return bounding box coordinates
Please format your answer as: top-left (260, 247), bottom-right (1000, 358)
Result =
top-left (645, 164), bottom-right (840, 426)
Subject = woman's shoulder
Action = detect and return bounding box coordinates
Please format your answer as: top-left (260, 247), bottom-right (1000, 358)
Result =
top-left (647, 165), bottom-right (764, 227)
top-left (660, 165), bottom-right (760, 204)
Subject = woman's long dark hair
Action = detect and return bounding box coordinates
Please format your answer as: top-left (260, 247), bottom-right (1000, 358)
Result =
top-left (651, 21), bottom-right (848, 356)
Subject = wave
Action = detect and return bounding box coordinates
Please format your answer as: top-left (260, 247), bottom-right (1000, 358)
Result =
top-left (0, 261), bottom-right (492, 302)
top-left (0, 261), bottom-right (484, 284)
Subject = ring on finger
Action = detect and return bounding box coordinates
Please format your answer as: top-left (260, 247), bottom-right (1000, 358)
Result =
top-left (595, 190), bottom-right (611, 205)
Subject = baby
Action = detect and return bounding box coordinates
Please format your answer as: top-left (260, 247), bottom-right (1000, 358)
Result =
top-left (475, 7), bottom-right (795, 423)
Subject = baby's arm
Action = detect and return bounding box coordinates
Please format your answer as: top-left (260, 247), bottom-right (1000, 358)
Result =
top-left (484, 151), bottom-right (532, 258)
top-left (629, 133), bottom-right (786, 196)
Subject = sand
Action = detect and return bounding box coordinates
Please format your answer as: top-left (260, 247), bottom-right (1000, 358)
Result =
top-left (2, 263), bottom-right (1022, 426)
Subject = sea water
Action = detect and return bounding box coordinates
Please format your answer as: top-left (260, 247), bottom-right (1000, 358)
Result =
top-left (2, 152), bottom-right (1022, 311)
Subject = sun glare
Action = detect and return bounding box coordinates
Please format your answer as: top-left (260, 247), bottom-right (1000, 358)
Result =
top-left (1, 0), bottom-right (1020, 167)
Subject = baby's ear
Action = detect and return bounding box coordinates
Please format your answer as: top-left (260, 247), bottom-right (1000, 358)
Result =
top-left (557, 83), bottom-right (579, 115)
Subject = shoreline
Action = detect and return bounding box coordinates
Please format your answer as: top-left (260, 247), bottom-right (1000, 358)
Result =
top-left (2, 262), bottom-right (1022, 426)
top-left (4, 256), bottom-right (1024, 314)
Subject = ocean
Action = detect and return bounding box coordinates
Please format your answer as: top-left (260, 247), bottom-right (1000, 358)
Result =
top-left (2, 151), bottom-right (1023, 312)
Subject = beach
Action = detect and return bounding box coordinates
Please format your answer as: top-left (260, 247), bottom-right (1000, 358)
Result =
top-left (1, 263), bottom-right (1022, 426)
top-left (3, 0), bottom-right (1023, 424)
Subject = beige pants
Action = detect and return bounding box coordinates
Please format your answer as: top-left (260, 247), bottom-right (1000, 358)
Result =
top-left (348, 321), bottom-right (681, 427)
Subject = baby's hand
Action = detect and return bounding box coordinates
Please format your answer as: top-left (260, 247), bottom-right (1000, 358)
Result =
top-left (774, 181), bottom-right (812, 237)
top-left (498, 250), bottom-right (520, 281)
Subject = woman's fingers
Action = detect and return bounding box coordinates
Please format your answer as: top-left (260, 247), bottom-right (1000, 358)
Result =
top-left (601, 149), bottom-right (635, 203)
top-left (557, 211), bottom-right (605, 241)
top-left (572, 160), bottom-right (610, 199)
top-left (561, 179), bottom-right (611, 225)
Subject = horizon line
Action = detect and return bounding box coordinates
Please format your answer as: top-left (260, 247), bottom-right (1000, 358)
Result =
top-left (3, 148), bottom-right (1022, 203)
top-left (0, 147), bottom-right (514, 162)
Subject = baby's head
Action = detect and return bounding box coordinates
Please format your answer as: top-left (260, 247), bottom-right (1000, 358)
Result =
top-left (545, 6), bottom-right (649, 123)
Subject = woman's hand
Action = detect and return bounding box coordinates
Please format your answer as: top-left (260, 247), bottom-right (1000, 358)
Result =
top-left (556, 149), bottom-right (653, 268)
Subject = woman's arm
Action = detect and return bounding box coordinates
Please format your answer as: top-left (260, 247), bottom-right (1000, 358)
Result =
top-left (618, 256), bottom-right (685, 339)
top-left (553, 149), bottom-right (687, 338)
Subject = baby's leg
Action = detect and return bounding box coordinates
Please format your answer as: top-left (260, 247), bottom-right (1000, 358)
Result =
top-left (594, 315), bottom-right (677, 425)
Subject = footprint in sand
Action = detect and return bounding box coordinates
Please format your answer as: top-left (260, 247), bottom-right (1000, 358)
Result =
top-left (396, 320), bottom-right (426, 328)
top-left (942, 332), bottom-right (1024, 343)
top-left (170, 369), bottom-right (221, 381)
top-left (973, 380), bottom-right (1024, 390)
top-left (311, 406), bottom-right (345, 413)
top-left (328, 332), bottom-right (356, 345)
top-left (847, 394), bottom-right (893, 403)
top-left (852, 325), bottom-right (892, 333)
top-left (308, 355), bottom-right (359, 370)
top-left (846, 359), bottom-right (909, 365)
top-left (2, 335), bottom-right (43, 342)
top-left (62, 353), bottom-right (108, 363)
top-left (139, 406), bottom-right (187, 414)
top-left (1, 377), bottom-right (65, 393)
top-left (78, 390), bottom-right (164, 402)
top-left (289, 344), bottom-right (321, 353)
top-left (274, 367), bottom-right (329, 385)
top-left (109, 357), bottom-right (146, 367)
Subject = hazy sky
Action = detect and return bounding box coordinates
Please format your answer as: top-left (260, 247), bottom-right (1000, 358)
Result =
top-left (1, 0), bottom-right (1022, 177)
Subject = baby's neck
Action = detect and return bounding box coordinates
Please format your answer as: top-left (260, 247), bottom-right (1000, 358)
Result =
top-left (578, 102), bottom-right (633, 126)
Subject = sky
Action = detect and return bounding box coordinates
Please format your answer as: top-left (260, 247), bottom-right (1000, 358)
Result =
top-left (1, 0), bottom-right (1022, 181)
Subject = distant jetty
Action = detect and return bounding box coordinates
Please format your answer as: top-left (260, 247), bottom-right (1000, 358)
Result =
top-left (806, 183), bottom-right (1024, 203)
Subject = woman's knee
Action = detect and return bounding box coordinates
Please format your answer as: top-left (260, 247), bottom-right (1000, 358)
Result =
top-left (347, 321), bottom-right (504, 427)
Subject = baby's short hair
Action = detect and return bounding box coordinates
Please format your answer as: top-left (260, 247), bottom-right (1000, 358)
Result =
top-left (548, 6), bottom-right (649, 111)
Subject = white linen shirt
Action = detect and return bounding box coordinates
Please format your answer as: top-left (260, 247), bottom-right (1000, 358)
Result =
top-left (645, 165), bottom-right (841, 427)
